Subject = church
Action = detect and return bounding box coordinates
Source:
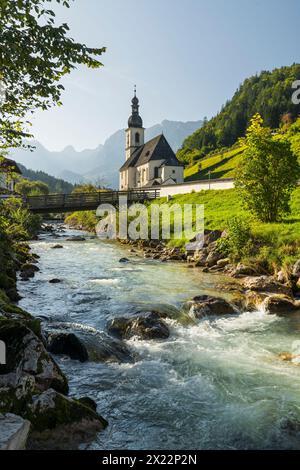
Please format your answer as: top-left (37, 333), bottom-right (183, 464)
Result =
top-left (119, 89), bottom-right (184, 190)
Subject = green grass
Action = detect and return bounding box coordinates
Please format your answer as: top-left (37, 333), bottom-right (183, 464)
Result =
top-left (184, 145), bottom-right (245, 181)
top-left (64, 186), bottom-right (300, 272)
top-left (148, 187), bottom-right (300, 271)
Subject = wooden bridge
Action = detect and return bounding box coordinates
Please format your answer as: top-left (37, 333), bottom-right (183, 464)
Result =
top-left (24, 189), bottom-right (160, 214)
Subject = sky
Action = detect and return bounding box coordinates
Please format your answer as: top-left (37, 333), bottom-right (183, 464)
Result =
top-left (30, 0), bottom-right (300, 151)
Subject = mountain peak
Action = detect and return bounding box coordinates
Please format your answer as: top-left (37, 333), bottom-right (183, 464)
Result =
top-left (9, 119), bottom-right (203, 189)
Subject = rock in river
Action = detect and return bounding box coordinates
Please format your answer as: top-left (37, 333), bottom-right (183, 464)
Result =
top-left (242, 276), bottom-right (292, 296)
top-left (25, 389), bottom-right (107, 449)
top-left (184, 295), bottom-right (237, 319)
top-left (0, 413), bottom-right (31, 450)
top-left (20, 263), bottom-right (40, 279)
top-left (46, 331), bottom-right (89, 362)
top-left (66, 236), bottom-right (86, 242)
top-left (49, 278), bottom-right (62, 284)
top-left (45, 323), bottom-right (135, 363)
top-left (107, 311), bottom-right (170, 340)
top-left (263, 295), bottom-right (300, 315)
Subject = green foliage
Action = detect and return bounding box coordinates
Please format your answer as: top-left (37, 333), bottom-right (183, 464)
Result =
top-left (235, 114), bottom-right (300, 222)
top-left (216, 216), bottom-right (253, 261)
top-left (65, 211), bottom-right (97, 232)
top-left (15, 178), bottom-right (49, 196)
top-left (0, 0), bottom-right (106, 148)
top-left (0, 197), bottom-right (41, 240)
top-left (179, 64), bottom-right (300, 164)
top-left (288, 117), bottom-right (300, 161)
top-left (72, 183), bottom-right (99, 194)
top-left (18, 164), bottom-right (74, 193)
top-left (64, 185), bottom-right (109, 231)
top-left (148, 187), bottom-right (300, 272)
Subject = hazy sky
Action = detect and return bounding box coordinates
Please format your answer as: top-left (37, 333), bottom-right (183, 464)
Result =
top-left (30, 0), bottom-right (300, 151)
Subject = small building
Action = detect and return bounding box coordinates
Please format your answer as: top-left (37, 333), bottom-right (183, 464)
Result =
top-left (119, 89), bottom-right (184, 190)
top-left (0, 157), bottom-right (22, 193)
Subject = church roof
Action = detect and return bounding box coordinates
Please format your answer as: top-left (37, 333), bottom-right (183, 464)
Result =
top-left (120, 134), bottom-right (183, 171)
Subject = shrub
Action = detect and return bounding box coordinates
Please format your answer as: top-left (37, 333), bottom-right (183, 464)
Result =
top-left (217, 216), bottom-right (254, 260)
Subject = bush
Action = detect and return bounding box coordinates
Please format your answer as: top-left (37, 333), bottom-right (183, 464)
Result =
top-left (0, 197), bottom-right (41, 240)
top-left (217, 216), bottom-right (254, 260)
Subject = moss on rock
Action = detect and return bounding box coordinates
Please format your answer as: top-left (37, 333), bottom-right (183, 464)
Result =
top-left (25, 389), bottom-right (108, 432)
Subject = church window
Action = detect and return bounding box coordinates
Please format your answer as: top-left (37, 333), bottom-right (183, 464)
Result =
top-left (154, 167), bottom-right (159, 178)
top-left (135, 132), bottom-right (140, 144)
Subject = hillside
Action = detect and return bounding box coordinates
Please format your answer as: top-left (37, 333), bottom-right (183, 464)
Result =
top-left (184, 144), bottom-right (245, 181)
top-left (184, 115), bottom-right (300, 182)
top-left (19, 164), bottom-right (74, 193)
top-left (10, 119), bottom-right (203, 188)
top-left (178, 64), bottom-right (300, 165)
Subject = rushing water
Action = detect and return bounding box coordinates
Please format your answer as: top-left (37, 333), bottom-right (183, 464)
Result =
top-left (19, 225), bottom-right (300, 450)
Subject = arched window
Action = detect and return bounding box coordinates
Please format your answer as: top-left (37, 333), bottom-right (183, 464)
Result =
top-left (135, 132), bottom-right (140, 145)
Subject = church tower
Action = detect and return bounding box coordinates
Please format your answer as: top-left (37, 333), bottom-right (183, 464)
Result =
top-left (125, 86), bottom-right (144, 161)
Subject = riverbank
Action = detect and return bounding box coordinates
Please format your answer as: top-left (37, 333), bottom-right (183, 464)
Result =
top-left (0, 223), bottom-right (108, 450)
top-left (2, 217), bottom-right (300, 449)
top-left (15, 224), bottom-right (300, 450)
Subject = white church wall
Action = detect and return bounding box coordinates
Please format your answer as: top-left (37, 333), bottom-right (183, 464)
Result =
top-left (159, 178), bottom-right (234, 197)
top-left (161, 165), bottom-right (184, 184)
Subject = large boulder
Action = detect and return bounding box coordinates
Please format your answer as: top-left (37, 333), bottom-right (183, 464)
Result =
top-left (242, 276), bottom-right (292, 296)
top-left (45, 323), bottom-right (135, 364)
top-left (0, 374), bottom-right (36, 415)
top-left (263, 295), bottom-right (300, 315)
top-left (184, 295), bottom-right (237, 319)
top-left (25, 389), bottom-right (107, 432)
top-left (0, 413), bottom-right (31, 450)
top-left (20, 263), bottom-right (39, 280)
top-left (46, 331), bottom-right (89, 363)
top-left (205, 250), bottom-right (223, 267)
top-left (0, 301), bottom-right (41, 338)
top-left (204, 229), bottom-right (222, 246)
top-left (0, 321), bottom-right (68, 397)
top-left (230, 263), bottom-right (257, 277)
top-left (107, 312), bottom-right (170, 340)
top-left (25, 389), bottom-right (107, 449)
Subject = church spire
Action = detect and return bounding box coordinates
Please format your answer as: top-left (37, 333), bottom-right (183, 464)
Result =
top-left (128, 86), bottom-right (143, 128)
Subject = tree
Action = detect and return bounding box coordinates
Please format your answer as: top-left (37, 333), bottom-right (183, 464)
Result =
top-left (0, 0), bottom-right (105, 148)
top-left (178, 64), bottom-right (300, 165)
top-left (235, 114), bottom-right (300, 222)
top-left (288, 117), bottom-right (300, 162)
top-left (72, 183), bottom-right (98, 193)
top-left (15, 178), bottom-right (49, 196)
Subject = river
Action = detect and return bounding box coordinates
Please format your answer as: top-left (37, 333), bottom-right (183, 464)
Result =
top-left (19, 225), bottom-right (300, 450)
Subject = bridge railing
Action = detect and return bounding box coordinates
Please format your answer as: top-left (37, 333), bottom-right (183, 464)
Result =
top-left (25, 188), bottom-right (160, 213)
